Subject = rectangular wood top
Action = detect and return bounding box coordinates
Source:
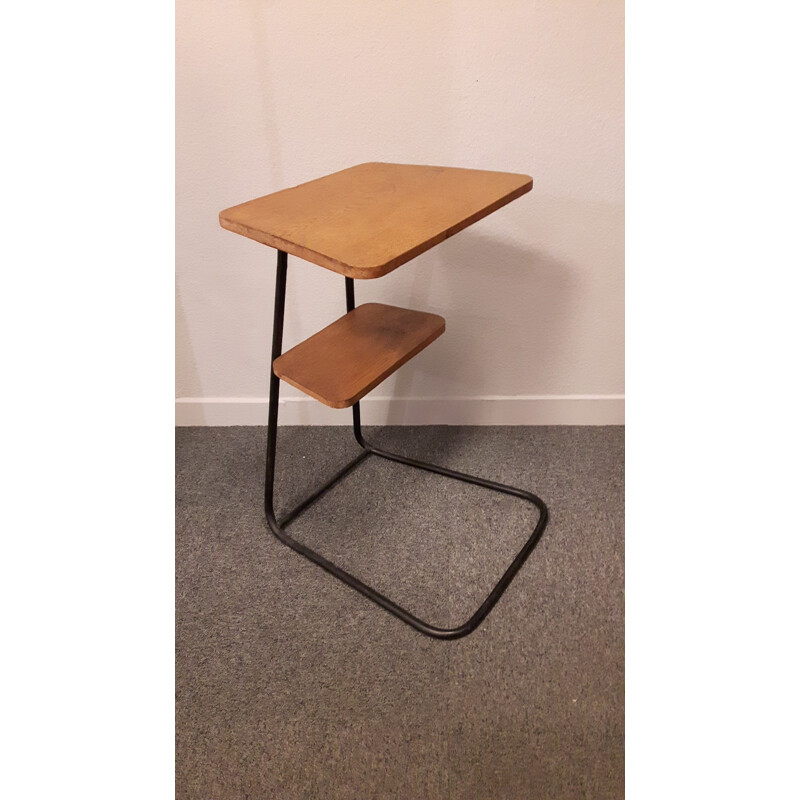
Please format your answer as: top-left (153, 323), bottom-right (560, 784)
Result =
top-left (273, 303), bottom-right (445, 408)
top-left (219, 162), bottom-right (532, 279)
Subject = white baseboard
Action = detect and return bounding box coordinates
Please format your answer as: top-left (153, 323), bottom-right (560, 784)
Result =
top-left (175, 395), bottom-right (624, 426)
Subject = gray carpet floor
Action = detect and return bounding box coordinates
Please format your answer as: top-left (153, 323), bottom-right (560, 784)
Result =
top-left (176, 426), bottom-right (624, 799)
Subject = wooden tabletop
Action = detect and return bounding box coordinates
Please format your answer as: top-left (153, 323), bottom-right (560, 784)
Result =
top-left (219, 162), bottom-right (532, 279)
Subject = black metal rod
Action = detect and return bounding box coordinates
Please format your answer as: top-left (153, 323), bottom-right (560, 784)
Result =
top-left (364, 443), bottom-right (543, 504)
top-left (263, 250), bottom-right (288, 514)
top-left (279, 449), bottom-right (371, 527)
top-left (352, 402), bottom-right (367, 449)
top-left (364, 444), bottom-right (549, 628)
top-left (345, 276), bottom-right (368, 448)
top-left (261, 251), bottom-right (550, 640)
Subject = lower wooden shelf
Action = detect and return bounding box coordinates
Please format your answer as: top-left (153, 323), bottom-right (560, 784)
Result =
top-left (273, 302), bottom-right (445, 408)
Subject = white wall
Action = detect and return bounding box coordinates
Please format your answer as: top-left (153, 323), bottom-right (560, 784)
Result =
top-left (176, 0), bottom-right (624, 425)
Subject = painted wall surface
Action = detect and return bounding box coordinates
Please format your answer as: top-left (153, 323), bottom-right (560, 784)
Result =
top-left (176, 0), bottom-right (624, 424)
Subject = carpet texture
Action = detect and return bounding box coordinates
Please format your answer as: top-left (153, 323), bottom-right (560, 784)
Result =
top-left (176, 426), bottom-right (624, 799)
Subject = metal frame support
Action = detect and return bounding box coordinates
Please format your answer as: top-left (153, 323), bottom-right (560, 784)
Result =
top-left (263, 251), bottom-right (549, 640)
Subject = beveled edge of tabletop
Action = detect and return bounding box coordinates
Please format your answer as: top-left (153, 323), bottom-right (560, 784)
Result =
top-left (218, 163), bottom-right (533, 280)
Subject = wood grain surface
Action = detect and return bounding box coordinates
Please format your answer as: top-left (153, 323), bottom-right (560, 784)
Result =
top-left (273, 303), bottom-right (446, 408)
top-left (219, 162), bottom-right (532, 279)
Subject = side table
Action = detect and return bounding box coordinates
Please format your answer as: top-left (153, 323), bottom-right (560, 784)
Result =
top-left (219, 162), bottom-right (548, 640)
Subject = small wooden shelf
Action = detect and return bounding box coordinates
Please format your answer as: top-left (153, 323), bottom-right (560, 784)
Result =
top-left (273, 303), bottom-right (445, 408)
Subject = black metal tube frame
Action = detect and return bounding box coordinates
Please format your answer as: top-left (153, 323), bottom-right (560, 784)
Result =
top-left (263, 250), bottom-right (549, 640)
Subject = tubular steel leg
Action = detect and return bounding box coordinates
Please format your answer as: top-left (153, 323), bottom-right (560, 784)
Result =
top-left (346, 277), bottom-right (369, 449)
top-left (263, 253), bottom-right (549, 640)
